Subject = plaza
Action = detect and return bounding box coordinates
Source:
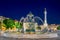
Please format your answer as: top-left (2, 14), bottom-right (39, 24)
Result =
top-left (0, 8), bottom-right (58, 39)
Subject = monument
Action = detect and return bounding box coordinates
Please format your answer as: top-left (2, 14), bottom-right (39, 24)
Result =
top-left (44, 8), bottom-right (48, 27)
top-left (41, 8), bottom-right (48, 33)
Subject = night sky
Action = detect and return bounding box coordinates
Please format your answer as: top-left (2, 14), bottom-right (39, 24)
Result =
top-left (0, 0), bottom-right (60, 24)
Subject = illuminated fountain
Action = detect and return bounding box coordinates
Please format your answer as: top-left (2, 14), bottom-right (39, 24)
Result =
top-left (20, 11), bottom-right (48, 34)
top-left (19, 8), bottom-right (58, 38)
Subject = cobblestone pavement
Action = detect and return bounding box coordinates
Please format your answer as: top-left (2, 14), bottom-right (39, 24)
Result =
top-left (0, 31), bottom-right (60, 40)
top-left (0, 36), bottom-right (60, 40)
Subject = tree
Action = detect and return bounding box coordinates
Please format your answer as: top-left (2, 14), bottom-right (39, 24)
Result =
top-left (14, 21), bottom-right (19, 28)
top-left (3, 18), bottom-right (15, 29)
top-left (14, 20), bottom-right (23, 32)
top-left (57, 26), bottom-right (60, 30)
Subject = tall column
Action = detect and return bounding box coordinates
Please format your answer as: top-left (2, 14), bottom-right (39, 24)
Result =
top-left (44, 8), bottom-right (48, 27)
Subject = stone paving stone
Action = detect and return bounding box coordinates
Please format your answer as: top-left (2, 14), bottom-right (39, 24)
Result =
top-left (0, 35), bottom-right (59, 40)
top-left (0, 37), bottom-right (59, 40)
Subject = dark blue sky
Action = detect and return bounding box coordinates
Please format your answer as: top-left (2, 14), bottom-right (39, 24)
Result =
top-left (0, 0), bottom-right (60, 24)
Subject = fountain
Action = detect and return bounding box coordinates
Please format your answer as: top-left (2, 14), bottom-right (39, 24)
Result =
top-left (19, 11), bottom-right (48, 34)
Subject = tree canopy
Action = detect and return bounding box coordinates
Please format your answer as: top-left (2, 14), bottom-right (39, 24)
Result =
top-left (57, 26), bottom-right (60, 30)
top-left (14, 21), bottom-right (23, 29)
top-left (3, 18), bottom-right (15, 29)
